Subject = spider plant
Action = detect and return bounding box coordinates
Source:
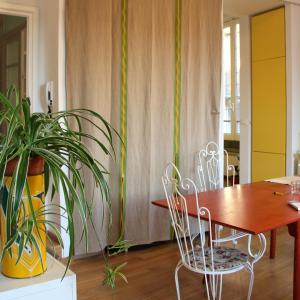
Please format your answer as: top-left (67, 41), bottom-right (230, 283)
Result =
top-left (102, 262), bottom-right (127, 289)
top-left (0, 87), bottom-right (120, 278)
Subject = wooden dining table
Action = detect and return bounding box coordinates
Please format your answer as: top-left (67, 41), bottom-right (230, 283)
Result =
top-left (152, 181), bottom-right (300, 300)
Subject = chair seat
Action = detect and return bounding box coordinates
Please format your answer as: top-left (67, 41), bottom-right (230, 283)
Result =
top-left (188, 246), bottom-right (248, 272)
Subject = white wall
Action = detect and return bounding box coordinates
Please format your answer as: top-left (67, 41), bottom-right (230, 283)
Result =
top-left (0, 0), bottom-right (65, 113)
top-left (285, 3), bottom-right (300, 175)
top-left (239, 16), bottom-right (252, 183)
top-left (0, 0), bottom-right (67, 256)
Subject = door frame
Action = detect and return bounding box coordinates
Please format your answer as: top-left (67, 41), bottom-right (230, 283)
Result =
top-left (222, 18), bottom-right (251, 184)
top-left (0, 2), bottom-right (38, 109)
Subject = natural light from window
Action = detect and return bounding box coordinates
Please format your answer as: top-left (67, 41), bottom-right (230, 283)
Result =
top-left (223, 23), bottom-right (240, 140)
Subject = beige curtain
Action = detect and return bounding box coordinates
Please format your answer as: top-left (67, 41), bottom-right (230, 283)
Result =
top-left (66, 0), bottom-right (113, 254)
top-left (66, 0), bottom-right (222, 255)
top-left (180, 0), bottom-right (223, 179)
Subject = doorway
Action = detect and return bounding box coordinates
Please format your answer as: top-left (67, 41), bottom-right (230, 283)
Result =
top-left (223, 21), bottom-right (240, 184)
top-left (0, 14), bottom-right (27, 99)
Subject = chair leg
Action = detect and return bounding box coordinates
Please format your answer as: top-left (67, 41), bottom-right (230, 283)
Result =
top-left (247, 268), bottom-right (254, 300)
top-left (213, 275), bottom-right (218, 299)
top-left (218, 275), bottom-right (223, 300)
top-left (208, 275), bottom-right (217, 300)
top-left (270, 229), bottom-right (276, 259)
top-left (175, 262), bottom-right (183, 300)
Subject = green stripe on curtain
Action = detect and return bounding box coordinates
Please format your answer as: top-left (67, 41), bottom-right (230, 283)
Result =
top-left (171, 0), bottom-right (182, 239)
top-left (173, 0), bottom-right (182, 168)
top-left (119, 0), bottom-right (128, 239)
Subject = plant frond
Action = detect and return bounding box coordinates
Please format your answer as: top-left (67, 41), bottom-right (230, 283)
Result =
top-left (0, 89), bottom-right (124, 285)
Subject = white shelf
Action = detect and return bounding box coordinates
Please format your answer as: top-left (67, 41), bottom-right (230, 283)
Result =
top-left (0, 254), bottom-right (76, 300)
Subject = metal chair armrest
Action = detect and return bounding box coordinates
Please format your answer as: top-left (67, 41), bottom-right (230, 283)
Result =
top-left (212, 231), bottom-right (250, 243)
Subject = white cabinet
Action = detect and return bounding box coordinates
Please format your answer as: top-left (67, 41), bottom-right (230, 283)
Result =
top-left (0, 255), bottom-right (76, 300)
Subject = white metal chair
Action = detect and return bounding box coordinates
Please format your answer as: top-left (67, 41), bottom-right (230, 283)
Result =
top-left (197, 141), bottom-right (236, 192)
top-left (162, 162), bottom-right (266, 300)
top-left (197, 141), bottom-right (277, 259)
top-left (196, 141), bottom-right (241, 241)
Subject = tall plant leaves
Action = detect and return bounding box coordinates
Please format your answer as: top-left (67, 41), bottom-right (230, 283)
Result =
top-left (0, 89), bottom-right (126, 282)
top-left (13, 149), bottom-right (30, 213)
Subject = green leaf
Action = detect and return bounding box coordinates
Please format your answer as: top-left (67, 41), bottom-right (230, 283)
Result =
top-left (16, 232), bottom-right (25, 264)
top-left (0, 87), bottom-right (121, 279)
top-left (102, 262), bottom-right (128, 289)
top-left (25, 180), bottom-right (44, 244)
top-left (13, 149), bottom-right (30, 213)
top-left (28, 234), bottom-right (45, 273)
top-left (0, 232), bottom-right (18, 262)
top-left (44, 162), bottom-right (50, 196)
top-left (22, 98), bottom-right (31, 138)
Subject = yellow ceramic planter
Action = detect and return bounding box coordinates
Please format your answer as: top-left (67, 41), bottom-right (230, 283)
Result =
top-left (0, 157), bottom-right (47, 278)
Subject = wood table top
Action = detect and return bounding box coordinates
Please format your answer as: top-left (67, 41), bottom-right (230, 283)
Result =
top-left (152, 181), bottom-right (300, 235)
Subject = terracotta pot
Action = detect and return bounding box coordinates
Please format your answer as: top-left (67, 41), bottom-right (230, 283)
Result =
top-left (0, 155), bottom-right (47, 278)
top-left (5, 156), bottom-right (44, 176)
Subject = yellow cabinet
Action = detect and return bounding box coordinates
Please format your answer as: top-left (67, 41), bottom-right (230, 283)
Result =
top-left (251, 7), bottom-right (286, 182)
top-left (252, 152), bottom-right (285, 182)
top-left (252, 57), bottom-right (286, 154)
top-left (251, 7), bottom-right (285, 62)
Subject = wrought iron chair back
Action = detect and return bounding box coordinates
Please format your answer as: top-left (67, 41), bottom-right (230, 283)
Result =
top-left (197, 141), bottom-right (236, 191)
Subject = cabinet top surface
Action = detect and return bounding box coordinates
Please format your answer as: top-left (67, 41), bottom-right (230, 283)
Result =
top-left (0, 254), bottom-right (75, 293)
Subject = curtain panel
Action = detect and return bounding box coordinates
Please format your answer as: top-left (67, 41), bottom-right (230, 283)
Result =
top-left (66, 0), bottom-right (222, 255)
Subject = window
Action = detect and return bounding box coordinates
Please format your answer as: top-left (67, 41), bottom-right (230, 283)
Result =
top-left (223, 22), bottom-right (240, 140)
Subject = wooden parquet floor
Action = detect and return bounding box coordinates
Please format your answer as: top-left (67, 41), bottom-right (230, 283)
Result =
top-left (70, 227), bottom-right (294, 300)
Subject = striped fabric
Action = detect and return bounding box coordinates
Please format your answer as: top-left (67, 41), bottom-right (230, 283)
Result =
top-left (66, 0), bottom-right (222, 255)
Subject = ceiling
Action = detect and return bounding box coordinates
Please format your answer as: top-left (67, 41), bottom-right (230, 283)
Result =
top-left (223, 0), bottom-right (284, 20)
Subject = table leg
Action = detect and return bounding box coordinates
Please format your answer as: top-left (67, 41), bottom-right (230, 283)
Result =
top-left (270, 229), bottom-right (277, 259)
top-left (287, 221), bottom-right (300, 300)
top-left (211, 222), bottom-right (216, 241)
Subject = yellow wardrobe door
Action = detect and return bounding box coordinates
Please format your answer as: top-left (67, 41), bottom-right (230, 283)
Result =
top-left (251, 7), bottom-right (286, 182)
top-left (252, 57), bottom-right (286, 154)
top-left (252, 152), bottom-right (285, 182)
top-left (252, 7), bottom-right (285, 61)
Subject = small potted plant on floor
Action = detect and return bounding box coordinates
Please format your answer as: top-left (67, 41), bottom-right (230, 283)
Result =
top-left (0, 87), bottom-right (123, 282)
